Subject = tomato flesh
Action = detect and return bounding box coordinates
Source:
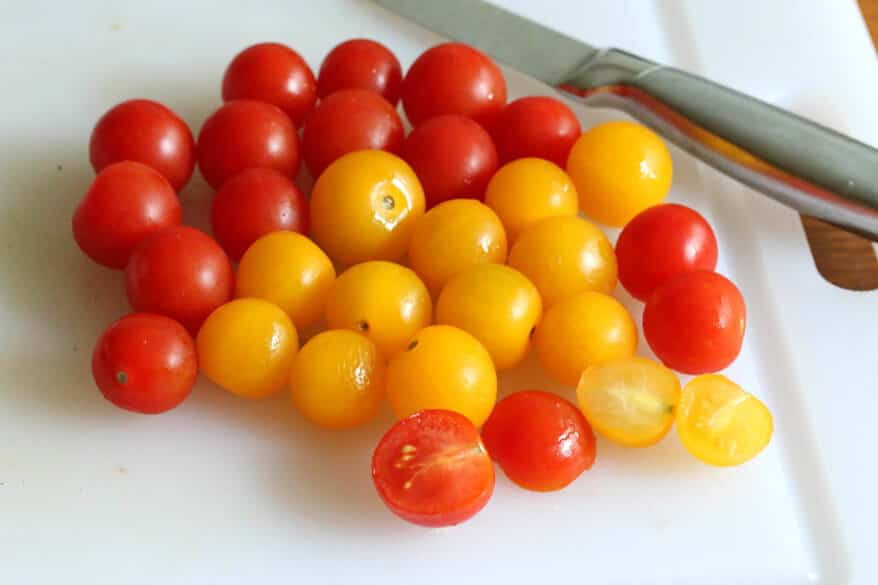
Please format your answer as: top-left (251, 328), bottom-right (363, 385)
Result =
top-left (317, 38), bottom-right (402, 105)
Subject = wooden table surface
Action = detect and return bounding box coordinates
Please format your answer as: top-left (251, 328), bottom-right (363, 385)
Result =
top-left (801, 0), bottom-right (878, 290)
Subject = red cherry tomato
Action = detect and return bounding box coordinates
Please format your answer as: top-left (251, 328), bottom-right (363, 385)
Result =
top-left (92, 313), bottom-right (197, 414)
top-left (372, 410), bottom-right (495, 527)
top-left (125, 226), bottom-right (233, 334)
top-left (222, 42), bottom-right (316, 127)
top-left (89, 99), bottom-right (195, 191)
top-left (401, 42), bottom-right (507, 129)
top-left (482, 390), bottom-right (596, 492)
top-left (73, 161), bottom-right (181, 270)
top-left (401, 114), bottom-right (498, 208)
top-left (616, 203), bottom-right (718, 301)
top-left (492, 96), bottom-right (581, 168)
top-left (317, 38), bottom-right (403, 105)
top-left (197, 100), bottom-right (300, 189)
top-left (301, 88), bottom-right (403, 178)
top-left (210, 168), bottom-right (308, 261)
top-left (643, 270), bottom-right (746, 374)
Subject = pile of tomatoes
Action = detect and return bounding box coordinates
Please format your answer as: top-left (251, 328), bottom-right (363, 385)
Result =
top-left (74, 39), bottom-right (773, 528)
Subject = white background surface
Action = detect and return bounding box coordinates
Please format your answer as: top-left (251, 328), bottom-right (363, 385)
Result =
top-left (1, 1), bottom-right (876, 583)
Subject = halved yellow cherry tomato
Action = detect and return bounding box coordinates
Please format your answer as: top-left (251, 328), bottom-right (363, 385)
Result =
top-left (676, 374), bottom-right (773, 467)
top-left (576, 357), bottom-right (680, 447)
top-left (566, 121), bottom-right (672, 227)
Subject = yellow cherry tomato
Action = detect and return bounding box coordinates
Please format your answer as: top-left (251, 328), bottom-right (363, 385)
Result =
top-left (484, 157), bottom-right (578, 241)
top-left (235, 231), bottom-right (335, 330)
top-left (535, 291), bottom-right (637, 387)
top-left (386, 325), bottom-right (496, 427)
top-left (408, 199), bottom-right (507, 296)
top-left (325, 261), bottom-right (431, 358)
top-left (290, 329), bottom-right (385, 429)
top-left (576, 357), bottom-right (680, 447)
top-left (435, 264), bottom-right (541, 370)
top-left (677, 374), bottom-right (773, 466)
top-left (566, 121), bottom-right (672, 227)
top-left (310, 150), bottom-right (425, 266)
top-left (508, 215), bottom-right (617, 308)
top-left (196, 298), bottom-right (298, 399)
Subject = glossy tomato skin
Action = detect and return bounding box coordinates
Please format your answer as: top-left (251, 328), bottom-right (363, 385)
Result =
top-left (615, 203), bottom-right (718, 302)
top-left (317, 38), bottom-right (402, 105)
top-left (482, 390), bottom-right (596, 492)
top-left (643, 270), bottom-right (746, 374)
top-left (222, 42), bottom-right (316, 127)
top-left (125, 226), bottom-right (233, 334)
top-left (89, 99), bottom-right (195, 191)
top-left (401, 114), bottom-right (498, 208)
top-left (372, 410), bottom-right (495, 527)
top-left (301, 88), bottom-right (403, 178)
top-left (73, 161), bottom-right (181, 270)
top-left (92, 313), bottom-right (197, 414)
top-left (492, 96), bottom-right (581, 168)
top-left (401, 42), bottom-right (507, 129)
top-left (210, 168), bottom-right (308, 261)
top-left (197, 100), bottom-right (300, 189)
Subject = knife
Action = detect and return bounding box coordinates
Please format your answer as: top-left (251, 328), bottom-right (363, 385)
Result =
top-left (373, 0), bottom-right (878, 240)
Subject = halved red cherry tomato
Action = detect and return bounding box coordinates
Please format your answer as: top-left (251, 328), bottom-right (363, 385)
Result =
top-left (616, 203), bottom-right (718, 301)
top-left (492, 96), bottom-right (581, 168)
top-left (73, 161), bottom-right (181, 270)
top-left (197, 100), bottom-right (300, 189)
top-left (210, 168), bottom-right (308, 261)
top-left (481, 390), bottom-right (596, 492)
top-left (89, 99), bottom-right (195, 191)
top-left (643, 270), bottom-right (746, 374)
top-left (401, 42), bottom-right (507, 129)
top-left (317, 38), bottom-right (402, 105)
top-left (92, 313), bottom-right (197, 414)
top-left (401, 114), bottom-right (498, 208)
top-left (372, 409), bottom-right (494, 527)
top-left (222, 42), bottom-right (316, 127)
top-left (301, 88), bottom-right (403, 178)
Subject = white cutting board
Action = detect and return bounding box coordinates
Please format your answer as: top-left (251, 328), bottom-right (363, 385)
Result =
top-left (1, 1), bottom-right (877, 584)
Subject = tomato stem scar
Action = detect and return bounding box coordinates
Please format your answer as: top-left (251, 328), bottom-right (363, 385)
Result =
top-left (115, 371), bottom-right (128, 385)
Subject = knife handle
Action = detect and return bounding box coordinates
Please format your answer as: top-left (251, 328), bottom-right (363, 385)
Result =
top-left (561, 48), bottom-right (878, 240)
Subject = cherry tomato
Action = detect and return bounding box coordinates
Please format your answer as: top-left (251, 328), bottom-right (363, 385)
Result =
top-left (492, 96), bottom-right (581, 168)
top-left (236, 232), bottom-right (335, 331)
top-left (386, 326), bottom-right (496, 427)
top-left (435, 264), bottom-right (541, 370)
top-left (89, 99), bottom-right (195, 191)
top-left (209, 168), bottom-right (307, 261)
top-left (91, 313), bottom-right (197, 414)
top-left (197, 100), bottom-right (300, 189)
top-left (290, 330), bottom-right (386, 429)
top-left (485, 158), bottom-right (578, 241)
top-left (401, 114), bottom-right (498, 208)
top-left (317, 38), bottom-right (402, 105)
top-left (643, 270), bottom-right (746, 374)
top-left (567, 121), bottom-right (672, 227)
top-left (677, 375), bottom-right (773, 466)
top-left (325, 261), bottom-right (431, 358)
top-left (125, 226), bottom-right (233, 334)
top-left (222, 42), bottom-right (316, 127)
top-left (408, 199), bottom-right (507, 296)
top-left (301, 89), bottom-right (403, 178)
top-left (401, 42), bottom-right (507, 129)
top-left (310, 150), bottom-right (425, 266)
top-left (615, 203), bottom-right (718, 301)
top-left (535, 292), bottom-right (638, 387)
top-left (577, 357), bottom-right (680, 447)
top-left (508, 215), bottom-right (616, 308)
top-left (482, 390), bottom-right (595, 492)
top-left (73, 161), bottom-right (181, 270)
top-left (197, 298), bottom-right (298, 399)
top-left (372, 409), bottom-right (494, 527)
